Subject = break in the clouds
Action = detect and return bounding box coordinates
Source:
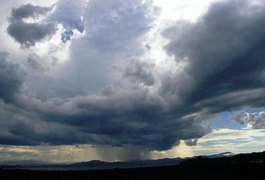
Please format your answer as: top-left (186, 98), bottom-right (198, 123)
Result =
top-left (1, 0), bottom-right (265, 161)
top-left (47, 0), bottom-right (86, 43)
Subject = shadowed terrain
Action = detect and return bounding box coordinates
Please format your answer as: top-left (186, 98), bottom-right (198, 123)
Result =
top-left (1, 151), bottom-right (265, 179)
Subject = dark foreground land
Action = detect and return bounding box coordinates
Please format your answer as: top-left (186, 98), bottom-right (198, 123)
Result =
top-left (1, 151), bottom-right (265, 180)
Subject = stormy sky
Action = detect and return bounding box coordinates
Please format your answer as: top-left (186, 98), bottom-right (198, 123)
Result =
top-left (0, 0), bottom-right (265, 163)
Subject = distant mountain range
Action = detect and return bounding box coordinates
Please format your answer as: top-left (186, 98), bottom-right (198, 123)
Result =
top-left (0, 152), bottom-right (236, 170)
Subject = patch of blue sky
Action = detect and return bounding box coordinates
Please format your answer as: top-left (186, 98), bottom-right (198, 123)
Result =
top-left (61, 30), bottom-right (74, 43)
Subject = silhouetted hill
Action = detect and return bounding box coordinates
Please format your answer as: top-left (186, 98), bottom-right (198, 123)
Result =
top-left (181, 151), bottom-right (265, 167)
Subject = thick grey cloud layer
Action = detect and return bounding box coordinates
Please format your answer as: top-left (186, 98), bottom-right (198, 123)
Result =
top-left (2, 0), bottom-right (265, 152)
top-left (15, 85), bottom-right (210, 150)
top-left (7, 3), bottom-right (56, 47)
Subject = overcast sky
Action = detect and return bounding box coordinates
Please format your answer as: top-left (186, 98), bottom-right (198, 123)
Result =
top-left (0, 0), bottom-right (265, 163)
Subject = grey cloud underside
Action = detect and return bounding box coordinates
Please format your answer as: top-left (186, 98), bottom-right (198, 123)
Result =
top-left (7, 4), bottom-right (56, 47)
top-left (14, 86), bottom-right (210, 150)
top-left (2, 0), bottom-right (265, 151)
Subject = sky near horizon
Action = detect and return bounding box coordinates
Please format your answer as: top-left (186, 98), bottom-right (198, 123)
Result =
top-left (0, 0), bottom-right (265, 163)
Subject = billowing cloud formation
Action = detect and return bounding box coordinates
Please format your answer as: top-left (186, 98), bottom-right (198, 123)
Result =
top-left (7, 3), bottom-right (57, 47)
top-left (2, 0), bottom-right (265, 154)
top-left (47, 0), bottom-right (158, 97)
top-left (83, 0), bottom-right (157, 53)
top-left (232, 111), bottom-right (265, 129)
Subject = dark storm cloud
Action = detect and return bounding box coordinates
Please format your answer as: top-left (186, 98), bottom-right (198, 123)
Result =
top-left (10, 3), bottom-right (52, 21)
top-left (0, 52), bottom-right (22, 103)
top-left (164, 0), bottom-right (265, 115)
top-left (4, 0), bottom-right (265, 151)
top-left (7, 3), bottom-right (57, 47)
top-left (17, 87), bottom-right (210, 151)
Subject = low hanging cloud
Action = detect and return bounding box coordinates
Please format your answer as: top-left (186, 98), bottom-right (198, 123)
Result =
top-left (7, 3), bottom-right (57, 47)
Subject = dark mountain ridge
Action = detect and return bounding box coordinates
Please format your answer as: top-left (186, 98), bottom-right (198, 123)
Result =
top-left (1, 151), bottom-right (265, 179)
top-left (0, 151), bottom-right (237, 170)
